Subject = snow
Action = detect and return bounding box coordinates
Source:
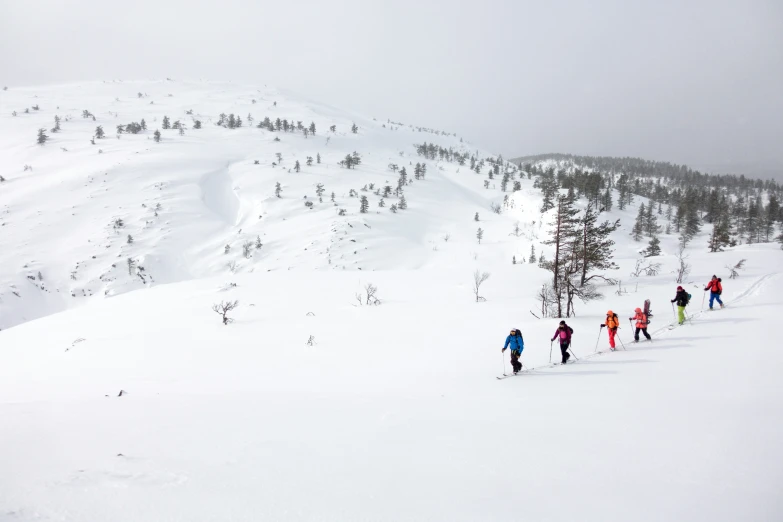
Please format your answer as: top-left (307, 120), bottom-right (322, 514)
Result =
top-left (1, 81), bottom-right (782, 521)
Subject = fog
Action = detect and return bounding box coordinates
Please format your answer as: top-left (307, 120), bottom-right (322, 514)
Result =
top-left (2, 0), bottom-right (781, 178)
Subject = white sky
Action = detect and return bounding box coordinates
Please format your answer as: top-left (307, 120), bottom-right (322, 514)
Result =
top-left (1, 0), bottom-right (782, 177)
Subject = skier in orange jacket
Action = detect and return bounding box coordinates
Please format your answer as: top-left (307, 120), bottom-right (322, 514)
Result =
top-left (601, 310), bottom-right (620, 350)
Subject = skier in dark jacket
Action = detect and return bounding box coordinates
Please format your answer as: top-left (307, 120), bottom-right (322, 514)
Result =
top-left (502, 328), bottom-right (524, 374)
top-left (671, 286), bottom-right (690, 325)
top-left (551, 320), bottom-right (573, 364)
top-left (704, 275), bottom-right (724, 310)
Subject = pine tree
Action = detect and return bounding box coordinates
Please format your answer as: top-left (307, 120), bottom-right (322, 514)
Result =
top-left (51, 115), bottom-right (61, 133)
top-left (153, 129), bottom-right (161, 142)
top-left (708, 211), bottom-right (731, 252)
top-left (763, 194), bottom-right (779, 242)
top-left (538, 170), bottom-right (559, 213)
top-left (359, 195), bottom-right (369, 213)
top-left (95, 126), bottom-right (105, 139)
top-left (399, 194), bottom-right (407, 210)
top-left (351, 123), bottom-right (358, 134)
top-left (577, 202), bottom-right (620, 286)
top-left (309, 122), bottom-right (316, 135)
top-left (317, 153), bottom-right (321, 164)
top-left (162, 116), bottom-right (170, 129)
top-left (602, 187), bottom-right (613, 211)
top-left (543, 194), bottom-right (581, 317)
top-left (474, 212), bottom-right (479, 222)
top-left (642, 236), bottom-right (661, 257)
top-left (476, 228), bottom-right (484, 244)
top-left (632, 203), bottom-right (645, 241)
top-left (644, 201), bottom-right (659, 237)
top-left (275, 182), bottom-right (282, 198)
top-left (194, 120), bottom-right (202, 129)
top-left (529, 245), bottom-right (536, 263)
top-left (140, 119), bottom-right (147, 131)
top-left (294, 160), bottom-right (300, 172)
top-left (37, 128), bottom-right (48, 145)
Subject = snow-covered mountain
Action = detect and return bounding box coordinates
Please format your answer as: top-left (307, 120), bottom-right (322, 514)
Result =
top-left (0, 80), bottom-right (514, 330)
top-left (1, 81), bottom-right (782, 522)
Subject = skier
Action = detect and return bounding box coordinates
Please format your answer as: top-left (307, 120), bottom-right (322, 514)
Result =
top-left (551, 320), bottom-right (574, 364)
top-left (630, 307), bottom-right (652, 342)
top-left (704, 275), bottom-right (724, 310)
top-left (502, 328), bottom-right (524, 374)
top-left (670, 286), bottom-right (690, 325)
top-left (600, 310), bottom-right (620, 350)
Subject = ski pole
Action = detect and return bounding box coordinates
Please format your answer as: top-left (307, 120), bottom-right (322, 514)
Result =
top-left (594, 326), bottom-right (603, 352)
top-left (501, 350), bottom-right (506, 376)
top-left (701, 292), bottom-right (706, 311)
top-left (671, 301), bottom-right (675, 319)
top-left (617, 331), bottom-right (627, 350)
top-left (568, 342), bottom-right (579, 360)
top-left (549, 340), bottom-right (553, 363)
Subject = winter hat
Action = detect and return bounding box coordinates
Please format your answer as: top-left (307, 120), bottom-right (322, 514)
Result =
top-left (607, 310), bottom-right (613, 315)
top-left (712, 274), bottom-right (717, 278)
top-left (635, 307), bottom-right (642, 313)
top-left (677, 286), bottom-right (683, 291)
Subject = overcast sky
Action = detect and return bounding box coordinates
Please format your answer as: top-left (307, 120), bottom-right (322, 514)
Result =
top-left (2, 0), bottom-right (782, 178)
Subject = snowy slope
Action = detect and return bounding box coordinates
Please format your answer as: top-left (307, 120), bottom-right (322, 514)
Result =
top-left (1, 81), bottom-right (783, 521)
top-left (0, 80), bottom-right (497, 330)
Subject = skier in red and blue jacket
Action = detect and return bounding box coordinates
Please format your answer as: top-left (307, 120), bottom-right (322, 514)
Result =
top-left (704, 275), bottom-right (724, 310)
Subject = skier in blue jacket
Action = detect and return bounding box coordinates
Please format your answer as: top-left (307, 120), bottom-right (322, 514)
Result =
top-left (502, 328), bottom-right (525, 374)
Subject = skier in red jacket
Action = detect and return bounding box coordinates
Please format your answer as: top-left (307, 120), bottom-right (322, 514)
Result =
top-left (630, 307), bottom-right (652, 342)
top-left (704, 275), bottom-right (724, 310)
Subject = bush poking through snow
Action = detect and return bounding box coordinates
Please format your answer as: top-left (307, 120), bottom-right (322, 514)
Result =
top-left (212, 300), bottom-right (239, 325)
top-left (675, 244), bottom-right (691, 284)
top-left (473, 270), bottom-right (490, 302)
top-left (242, 241), bottom-right (254, 258)
top-left (726, 259), bottom-right (746, 279)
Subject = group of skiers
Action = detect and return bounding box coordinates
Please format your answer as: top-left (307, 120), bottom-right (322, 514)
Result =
top-left (501, 275), bottom-right (726, 374)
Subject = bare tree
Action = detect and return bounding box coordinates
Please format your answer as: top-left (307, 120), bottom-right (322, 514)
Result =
top-left (212, 300), bottom-right (239, 325)
top-left (490, 202), bottom-right (502, 214)
top-left (364, 283), bottom-right (380, 305)
top-left (473, 270), bottom-right (490, 302)
top-left (725, 258), bottom-right (746, 279)
top-left (675, 243), bottom-right (691, 284)
top-left (227, 261), bottom-right (237, 273)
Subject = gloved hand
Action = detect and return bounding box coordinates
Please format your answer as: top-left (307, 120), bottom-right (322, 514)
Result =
top-left (600, 324), bottom-right (605, 328)
top-left (501, 348), bottom-right (506, 352)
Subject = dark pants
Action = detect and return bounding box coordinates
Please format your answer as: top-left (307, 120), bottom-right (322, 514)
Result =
top-left (635, 327), bottom-right (651, 341)
top-left (560, 342), bottom-right (570, 364)
top-left (510, 350), bottom-right (522, 372)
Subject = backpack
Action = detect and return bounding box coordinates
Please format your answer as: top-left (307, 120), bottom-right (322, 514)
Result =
top-left (514, 329), bottom-right (524, 343)
top-left (606, 314), bottom-right (619, 328)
